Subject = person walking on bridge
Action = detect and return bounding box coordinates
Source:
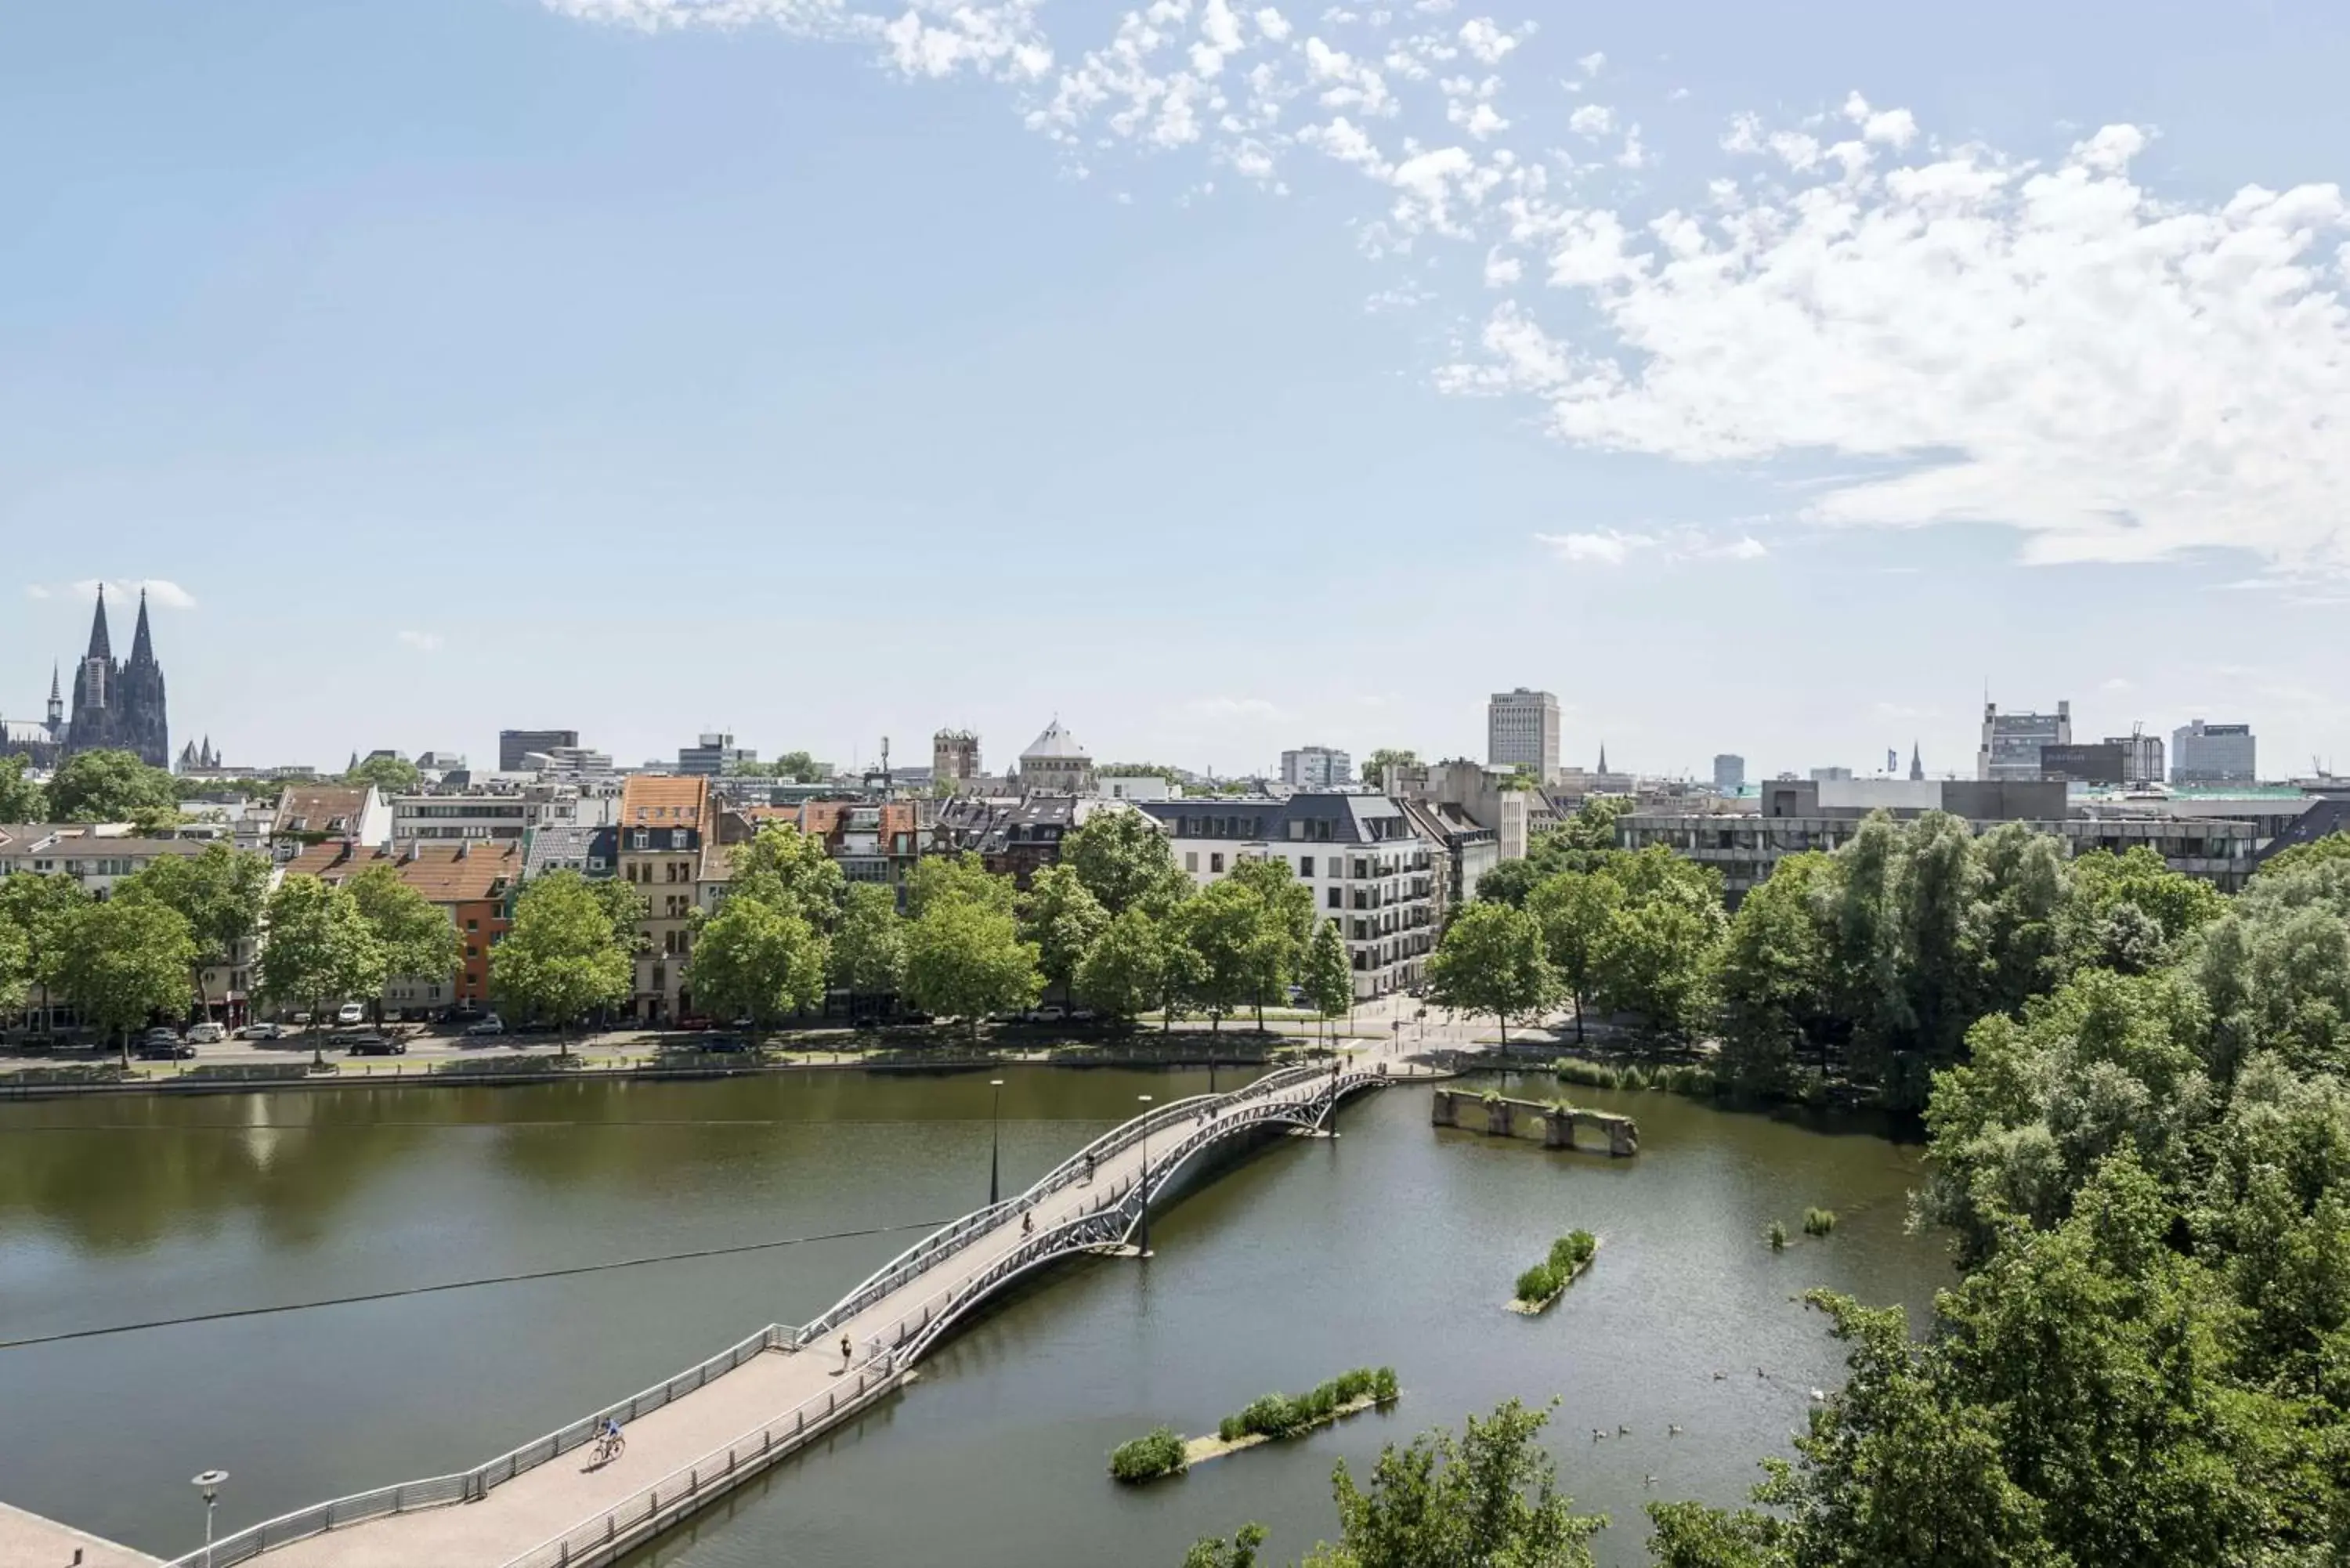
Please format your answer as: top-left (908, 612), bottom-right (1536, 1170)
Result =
top-left (840, 1334), bottom-right (852, 1372)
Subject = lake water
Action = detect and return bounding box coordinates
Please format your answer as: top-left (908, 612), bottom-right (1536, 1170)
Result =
top-left (0, 1068), bottom-right (1951, 1566)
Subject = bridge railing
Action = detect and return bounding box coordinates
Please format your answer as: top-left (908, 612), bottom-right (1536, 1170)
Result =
top-left (160, 1322), bottom-right (799, 1568)
top-left (790, 1071), bottom-right (1309, 1349)
top-left (497, 1359), bottom-right (905, 1568)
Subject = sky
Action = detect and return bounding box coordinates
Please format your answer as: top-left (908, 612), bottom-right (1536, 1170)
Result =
top-left (5, 0), bottom-right (2348, 782)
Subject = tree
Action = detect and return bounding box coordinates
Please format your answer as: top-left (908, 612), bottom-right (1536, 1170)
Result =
top-left (1362, 748), bottom-right (1419, 786)
top-left (342, 864), bottom-right (463, 1024)
top-left (2058, 846), bottom-right (2227, 980)
top-left (1181, 1524), bottom-right (1267, 1568)
top-left (1021, 864), bottom-right (1109, 1006)
top-left (902, 896), bottom-right (1040, 1037)
top-left (1305, 1399), bottom-right (1603, 1568)
top-left (114, 843), bottom-right (270, 1021)
top-left (1427, 902), bottom-right (1559, 1046)
top-left (1303, 919), bottom-right (1354, 1042)
top-left (492, 871), bottom-right (634, 1048)
top-left (1076, 907), bottom-right (1169, 1027)
top-left (904, 852), bottom-right (1015, 918)
top-left (1526, 869), bottom-right (1623, 1044)
top-left (727, 823), bottom-right (847, 932)
top-left (343, 753), bottom-right (421, 793)
top-left (2260, 831), bottom-right (2350, 880)
top-left (0, 906), bottom-right (28, 1022)
top-left (1180, 878), bottom-right (1271, 1032)
top-left (1063, 807), bottom-right (1186, 916)
top-left (1893, 811), bottom-right (1987, 1086)
top-left (1714, 853), bottom-right (1834, 1094)
top-left (689, 896), bottom-right (826, 1042)
top-left (1595, 897), bottom-right (1725, 1046)
top-left (46, 748), bottom-right (179, 829)
top-left (55, 897), bottom-right (197, 1068)
top-left (830, 883), bottom-right (906, 1003)
top-left (1227, 856), bottom-right (1315, 1028)
top-left (257, 875), bottom-right (388, 1067)
top-left (0, 872), bottom-right (90, 1033)
top-left (1976, 822), bottom-right (2071, 1021)
top-left (1478, 800), bottom-right (1637, 907)
top-left (0, 753), bottom-right (44, 821)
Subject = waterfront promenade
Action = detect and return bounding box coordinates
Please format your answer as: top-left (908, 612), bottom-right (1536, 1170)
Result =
top-left (170, 1051), bottom-right (1431, 1568)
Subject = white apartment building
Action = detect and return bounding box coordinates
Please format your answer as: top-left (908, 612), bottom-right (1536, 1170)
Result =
top-left (390, 782), bottom-right (616, 849)
top-left (1279, 746), bottom-right (1353, 790)
top-left (1487, 688), bottom-right (1560, 779)
top-left (1139, 796), bottom-right (1435, 1000)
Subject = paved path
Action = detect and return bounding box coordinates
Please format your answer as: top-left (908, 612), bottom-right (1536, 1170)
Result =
top-left (220, 1051), bottom-right (1434, 1568)
top-left (1, 1501), bottom-right (162, 1568)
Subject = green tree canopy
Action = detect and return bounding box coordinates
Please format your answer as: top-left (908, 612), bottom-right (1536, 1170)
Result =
top-left (0, 872), bottom-right (91, 1028)
top-left (492, 871), bottom-right (634, 1040)
top-left (904, 851), bottom-right (1015, 919)
top-left (1020, 863), bottom-right (1108, 1006)
top-left (258, 874), bottom-right (388, 1061)
top-left (903, 894), bottom-right (1039, 1035)
top-left (343, 753), bottom-right (421, 793)
top-left (1526, 869), bottom-right (1624, 1045)
top-left (56, 896), bottom-right (197, 1064)
top-left (1076, 906), bottom-right (1170, 1025)
top-left (1303, 917), bottom-right (1354, 1022)
top-left (689, 895), bottom-right (826, 1037)
top-left (1307, 1399), bottom-right (1603, 1568)
top-left (114, 842), bottom-right (270, 1014)
top-left (727, 822), bottom-right (847, 932)
top-left (46, 749), bottom-right (179, 829)
top-left (1427, 901), bottom-right (1559, 1045)
top-left (830, 883), bottom-right (907, 998)
top-left (1362, 748), bottom-right (1419, 786)
top-left (1063, 807), bottom-right (1186, 916)
top-left (0, 754), bottom-right (45, 821)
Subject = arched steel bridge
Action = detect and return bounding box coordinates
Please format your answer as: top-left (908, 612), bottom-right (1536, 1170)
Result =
top-left (174, 1057), bottom-right (1407, 1568)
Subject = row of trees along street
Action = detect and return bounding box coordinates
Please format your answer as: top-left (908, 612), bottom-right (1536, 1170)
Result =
top-left (494, 809), bottom-right (1363, 1049)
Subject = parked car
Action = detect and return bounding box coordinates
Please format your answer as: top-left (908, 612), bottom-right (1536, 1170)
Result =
top-left (1021, 1003), bottom-right (1070, 1025)
top-left (464, 1014), bottom-right (505, 1039)
top-left (238, 1021), bottom-right (287, 1041)
top-left (186, 1022), bottom-right (226, 1045)
top-left (342, 1031), bottom-right (405, 1057)
top-left (334, 1002), bottom-right (366, 1027)
top-left (695, 1033), bottom-right (753, 1054)
top-left (137, 1028), bottom-right (195, 1060)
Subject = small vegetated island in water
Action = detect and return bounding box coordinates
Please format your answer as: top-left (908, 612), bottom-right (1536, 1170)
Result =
top-left (1510, 1230), bottom-right (1600, 1313)
top-left (1106, 1367), bottom-right (1401, 1483)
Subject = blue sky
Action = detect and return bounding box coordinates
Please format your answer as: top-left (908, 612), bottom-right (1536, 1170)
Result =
top-left (5, 0), bottom-right (2347, 781)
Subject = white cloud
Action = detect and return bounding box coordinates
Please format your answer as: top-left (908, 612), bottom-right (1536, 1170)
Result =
top-left (1532, 527), bottom-right (1764, 565)
top-left (1567, 103), bottom-right (1613, 138)
top-left (1448, 108), bottom-right (2350, 574)
top-left (1536, 529), bottom-right (1647, 564)
top-left (23, 585), bottom-right (48, 601)
top-left (64, 577), bottom-right (197, 609)
top-left (538, 5), bottom-right (2350, 580)
top-left (396, 630), bottom-right (444, 653)
top-left (2101, 677), bottom-right (2135, 692)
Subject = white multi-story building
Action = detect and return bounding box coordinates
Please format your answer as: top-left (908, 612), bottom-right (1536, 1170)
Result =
top-left (2174, 720), bottom-right (2256, 785)
top-left (1138, 795), bottom-right (1435, 1000)
top-left (1487, 688), bottom-right (1560, 779)
top-left (1279, 746), bottom-right (1353, 790)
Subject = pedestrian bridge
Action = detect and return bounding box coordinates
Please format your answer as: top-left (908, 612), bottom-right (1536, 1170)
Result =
top-left (169, 1057), bottom-right (1408, 1568)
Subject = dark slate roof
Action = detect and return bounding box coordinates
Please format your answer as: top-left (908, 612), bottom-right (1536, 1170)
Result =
top-left (522, 823), bottom-right (617, 880)
top-left (1137, 794), bottom-right (1413, 846)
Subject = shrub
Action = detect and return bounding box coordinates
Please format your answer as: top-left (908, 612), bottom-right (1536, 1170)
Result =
top-left (1372, 1366), bottom-right (1399, 1404)
top-left (1767, 1219), bottom-right (1788, 1252)
top-left (1516, 1263), bottom-right (1562, 1302)
top-left (1549, 1230), bottom-right (1597, 1272)
top-left (1217, 1369), bottom-right (1393, 1443)
top-left (1110, 1426), bottom-right (1188, 1483)
top-left (1802, 1207), bottom-right (1838, 1237)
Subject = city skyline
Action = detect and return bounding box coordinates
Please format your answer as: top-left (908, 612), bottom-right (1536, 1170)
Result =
top-left (6, 2), bottom-right (2348, 779)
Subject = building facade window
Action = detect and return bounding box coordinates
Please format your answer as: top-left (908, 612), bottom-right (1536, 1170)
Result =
top-left (1210, 853), bottom-right (1224, 874)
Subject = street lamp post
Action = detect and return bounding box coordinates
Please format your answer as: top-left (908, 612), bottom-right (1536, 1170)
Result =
top-left (1135, 1093), bottom-right (1153, 1259)
top-left (987, 1078), bottom-right (1005, 1207)
top-left (192, 1469), bottom-right (228, 1568)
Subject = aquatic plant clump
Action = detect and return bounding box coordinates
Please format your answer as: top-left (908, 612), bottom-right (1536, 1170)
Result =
top-left (1109, 1425), bottom-right (1188, 1483)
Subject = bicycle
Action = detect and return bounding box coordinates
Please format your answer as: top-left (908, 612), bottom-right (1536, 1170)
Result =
top-left (593, 1428), bottom-right (625, 1464)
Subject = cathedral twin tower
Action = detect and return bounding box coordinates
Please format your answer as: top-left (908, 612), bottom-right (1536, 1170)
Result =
top-left (60, 584), bottom-right (172, 770)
